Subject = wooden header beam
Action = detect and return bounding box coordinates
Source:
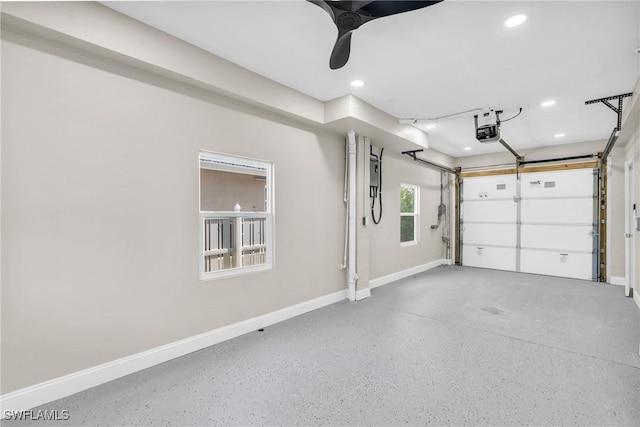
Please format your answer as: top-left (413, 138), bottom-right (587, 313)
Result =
top-left (459, 160), bottom-right (598, 178)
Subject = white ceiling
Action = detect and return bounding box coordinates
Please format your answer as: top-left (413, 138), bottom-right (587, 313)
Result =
top-left (103, 1), bottom-right (640, 157)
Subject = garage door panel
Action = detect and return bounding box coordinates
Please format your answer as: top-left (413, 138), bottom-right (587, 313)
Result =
top-left (521, 198), bottom-right (593, 224)
top-left (522, 169), bottom-right (595, 198)
top-left (520, 249), bottom-right (592, 280)
top-left (521, 224), bottom-right (593, 252)
top-left (463, 223), bottom-right (517, 247)
top-left (463, 200), bottom-right (517, 223)
top-left (463, 175), bottom-right (516, 200)
top-left (462, 245), bottom-right (516, 271)
top-left (460, 167), bottom-right (596, 280)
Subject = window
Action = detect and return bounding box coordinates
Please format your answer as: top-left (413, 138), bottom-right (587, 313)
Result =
top-left (400, 183), bottom-right (419, 246)
top-left (199, 151), bottom-right (273, 279)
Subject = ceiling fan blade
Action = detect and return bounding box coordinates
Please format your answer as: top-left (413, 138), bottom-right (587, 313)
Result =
top-left (356, 1), bottom-right (443, 19)
top-left (330, 31), bottom-right (352, 70)
top-left (331, 1), bottom-right (377, 13)
top-left (307, 0), bottom-right (444, 69)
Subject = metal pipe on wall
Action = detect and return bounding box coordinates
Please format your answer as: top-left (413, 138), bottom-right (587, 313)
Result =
top-left (347, 130), bottom-right (358, 301)
top-left (340, 137), bottom-right (349, 270)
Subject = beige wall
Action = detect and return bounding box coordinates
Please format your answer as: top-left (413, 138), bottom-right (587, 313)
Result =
top-left (623, 122), bottom-right (640, 306)
top-left (1, 35), bottom-right (351, 393)
top-left (608, 145), bottom-right (626, 279)
top-left (368, 152), bottom-right (450, 280)
top-left (608, 78), bottom-right (639, 352)
top-left (0, 10), bottom-right (450, 394)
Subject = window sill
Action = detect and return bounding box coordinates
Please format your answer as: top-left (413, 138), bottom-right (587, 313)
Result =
top-left (400, 241), bottom-right (418, 247)
top-left (200, 263), bottom-right (272, 281)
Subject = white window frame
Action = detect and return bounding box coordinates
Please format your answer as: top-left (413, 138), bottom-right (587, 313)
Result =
top-left (199, 150), bottom-right (274, 280)
top-left (400, 183), bottom-right (419, 247)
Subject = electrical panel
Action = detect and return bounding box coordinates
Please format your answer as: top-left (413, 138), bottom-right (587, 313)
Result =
top-left (370, 157), bottom-right (380, 189)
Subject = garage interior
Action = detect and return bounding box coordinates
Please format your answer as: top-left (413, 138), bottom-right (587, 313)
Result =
top-left (1, 1), bottom-right (639, 426)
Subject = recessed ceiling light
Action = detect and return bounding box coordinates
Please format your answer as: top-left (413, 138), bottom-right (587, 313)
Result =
top-left (425, 124), bottom-right (436, 129)
top-left (464, 147), bottom-right (472, 151)
top-left (541, 100), bottom-right (556, 107)
top-left (554, 133), bottom-right (565, 138)
top-left (505, 14), bottom-right (527, 28)
top-left (350, 80), bottom-right (364, 87)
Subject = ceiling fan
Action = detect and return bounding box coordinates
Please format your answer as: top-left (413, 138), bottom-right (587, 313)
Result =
top-left (308, 1), bottom-right (444, 69)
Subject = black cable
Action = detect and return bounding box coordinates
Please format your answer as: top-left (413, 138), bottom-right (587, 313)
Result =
top-left (372, 147), bottom-right (383, 224)
top-left (500, 108), bottom-right (523, 123)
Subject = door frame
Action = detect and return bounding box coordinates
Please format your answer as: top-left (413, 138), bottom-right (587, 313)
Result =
top-left (624, 158), bottom-right (635, 297)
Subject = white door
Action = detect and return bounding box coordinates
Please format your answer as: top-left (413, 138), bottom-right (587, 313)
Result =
top-left (461, 175), bottom-right (518, 271)
top-left (519, 168), bottom-right (596, 280)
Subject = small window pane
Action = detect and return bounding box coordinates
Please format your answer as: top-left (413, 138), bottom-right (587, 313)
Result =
top-left (400, 186), bottom-right (415, 213)
top-left (200, 169), bottom-right (266, 212)
top-left (400, 216), bottom-right (415, 242)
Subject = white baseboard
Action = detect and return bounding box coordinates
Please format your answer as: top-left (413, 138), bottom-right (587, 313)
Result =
top-left (0, 289), bottom-right (348, 415)
top-left (370, 259), bottom-right (449, 289)
top-left (609, 276), bottom-right (626, 286)
top-left (355, 287), bottom-right (371, 301)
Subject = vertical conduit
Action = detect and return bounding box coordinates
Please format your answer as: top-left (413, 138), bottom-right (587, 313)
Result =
top-left (340, 137), bottom-right (349, 270)
top-left (347, 130), bottom-right (358, 301)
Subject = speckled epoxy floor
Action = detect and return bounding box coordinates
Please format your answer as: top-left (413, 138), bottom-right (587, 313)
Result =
top-left (5, 266), bottom-right (640, 426)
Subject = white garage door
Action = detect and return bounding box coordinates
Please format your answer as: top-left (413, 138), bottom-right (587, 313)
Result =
top-left (461, 168), bottom-right (597, 280)
top-left (520, 169), bottom-right (596, 280)
top-left (461, 175), bottom-right (518, 272)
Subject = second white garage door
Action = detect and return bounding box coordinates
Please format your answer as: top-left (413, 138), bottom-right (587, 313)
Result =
top-left (519, 168), bottom-right (597, 280)
top-left (461, 167), bottom-right (597, 280)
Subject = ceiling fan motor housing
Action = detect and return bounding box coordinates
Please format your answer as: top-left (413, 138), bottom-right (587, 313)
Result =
top-left (336, 12), bottom-right (363, 31)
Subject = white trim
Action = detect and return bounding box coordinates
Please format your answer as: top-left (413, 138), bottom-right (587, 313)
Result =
top-left (624, 158), bottom-right (635, 297)
top-left (355, 287), bottom-right (371, 301)
top-left (0, 289), bottom-right (347, 416)
top-left (609, 276), bottom-right (626, 287)
top-left (400, 241), bottom-right (418, 248)
top-left (370, 259), bottom-right (449, 289)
